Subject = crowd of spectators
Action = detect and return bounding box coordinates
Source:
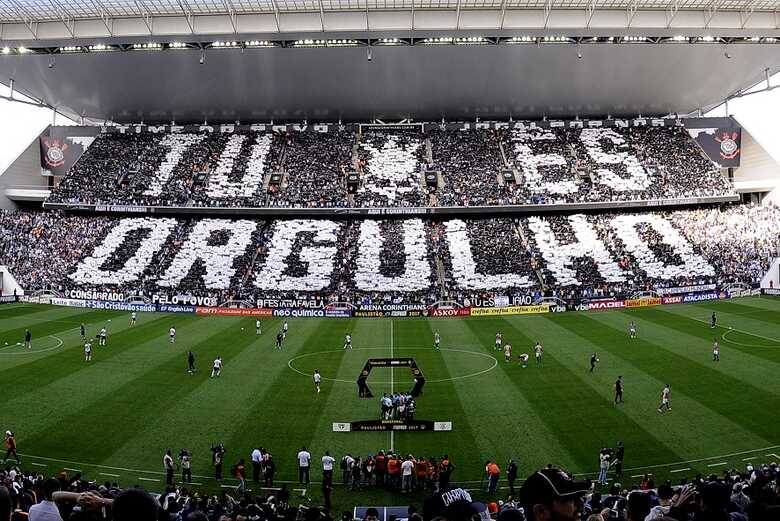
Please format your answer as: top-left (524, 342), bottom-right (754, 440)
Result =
top-left (506, 126), bottom-right (734, 205)
top-left (46, 127), bottom-right (734, 210)
top-left (2, 455), bottom-right (778, 521)
top-left (1, 205), bottom-right (778, 304)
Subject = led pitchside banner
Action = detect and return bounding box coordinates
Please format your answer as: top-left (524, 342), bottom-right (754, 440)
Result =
top-left (469, 305), bottom-right (550, 316)
top-left (624, 297), bottom-right (662, 308)
top-left (158, 304), bottom-right (196, 314)
top-left (763, 288), bottom-right (780, 296)
top-left (39, 126), bottom-right (100, 176)
top-left (588, 300), bottom-right (626, 310)
top-left (687, 127), bottom-right (742, 168)
top-left (195, 307), bottom-right (273, 317)
top-left (430, 308), bottom-right (471, 318)
top-left (85, 300), bottom-right (156, 312)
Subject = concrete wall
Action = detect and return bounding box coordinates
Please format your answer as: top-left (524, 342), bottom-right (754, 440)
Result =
top-left (732, 125), bottom-right (780, 205)
top-left (0, 134), bottom-right (46, 210)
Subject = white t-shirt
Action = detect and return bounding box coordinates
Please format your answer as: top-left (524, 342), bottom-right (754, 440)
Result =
top-left (29, 500), bottom-right (63, 521)
top-left (213, 359), bottom-right (222, 369)
top-left (322, 455), bottom-right (335, 470)
top-left (100, 328), bottom-right (106, 337)
top-left (402, 460), bottom-right (414, 476)
top-left (84, 343), bottom-right (91, 352)
top-left (170, 328), bottom-right (176, 336)
top-left (298, 450), bottom-right (311, 467)
top-left (314, 373), bottom-right (321, 384)
top-left (131, 312), bottom-right (137, 319)
top-left (256, 320), bottom-right (261, 327)
top-left (251, 449), bottom-right (263, 463)
top-left (283, 322), bottom-right (289, 331)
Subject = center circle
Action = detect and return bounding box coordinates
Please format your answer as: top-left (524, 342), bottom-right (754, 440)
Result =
top-left (721, 329), bottom-right (780, 348)
top-left (287, 347), bottom-right (498, 384)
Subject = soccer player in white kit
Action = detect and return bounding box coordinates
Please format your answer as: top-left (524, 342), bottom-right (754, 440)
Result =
top-left (130, 312), bottom-right (137, 327)
top-left (170, 326), bottom-right (176, 344)
top-left (98, 327), bottom-right (107, 346)
top-left (211, 356), bottom-right (223, 378)
top-left (495, 332), bottom-right (502, 350)
top-left (84, 341), bottom-right (92, 362)
top-left (712, 339), bottom-right (720, 362)
top-left (343, 334), bottom-right (352, 350)
top-left (518, 353), bottom-right (529, 368)
top-left (657, 385), bottom-right (671, 413)
top-left (313, 370), bottom-right (322, 393)
top-left (283, 321), bottom-right (289, 338)
top-left (629, 321), bottom-right (637, 339)
top-left (256, 320), bottom-right (262, 335)
top-left (534, 342), bottom-right (543, 366)
top-left (434, 331), bottom-right (441, 350)
top-left (503, 343), bottom-right (512, 362)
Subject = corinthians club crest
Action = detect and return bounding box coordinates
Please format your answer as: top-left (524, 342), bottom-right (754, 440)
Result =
top-left (42, 138), bottom-right (69, 168)
top-left (715, 131), bottom-right (739, 160)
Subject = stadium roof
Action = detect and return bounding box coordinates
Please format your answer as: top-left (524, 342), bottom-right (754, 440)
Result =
top-left (1, 0), bottom-right (780, 39)
top-left (1, 0), bottom-right (780, 123)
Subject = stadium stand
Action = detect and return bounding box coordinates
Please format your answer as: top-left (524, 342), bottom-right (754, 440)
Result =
top-left (2, 457), bottom-right (778, 521)
top-left (44, 125), bottom-right (735, 209)
top-left (1, 205), bottom-right (777, 303)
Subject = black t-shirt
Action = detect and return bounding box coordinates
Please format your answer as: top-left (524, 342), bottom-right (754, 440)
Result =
top-left (25, 331), bottom-right (31, 341)
top-left (615, 380), bottom-right (623, 392)
top-left (591, 356), bottom-right (598, 365)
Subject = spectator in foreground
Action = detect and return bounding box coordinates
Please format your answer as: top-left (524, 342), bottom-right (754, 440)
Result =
top-left (111, 488), bottom-right (160, 521)
top-left (28, 478), bottom-right (62, 521)
top-left (0, 485), bottom-right (11, 521)
top-left (518, 467), bottom-right (591, 521)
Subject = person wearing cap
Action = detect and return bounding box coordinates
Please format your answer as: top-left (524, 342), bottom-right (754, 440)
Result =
top-left (644, 483), bottom-right (673, 520)
top-left (422, 486), bottom-right (491, 521)
top-left (518, 468), bottom-right (590, 521)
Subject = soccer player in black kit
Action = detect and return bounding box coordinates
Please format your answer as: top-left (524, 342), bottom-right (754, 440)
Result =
top-left (188, 351), bottom-right (196, 374)
top-left (275, 331), bottom-right (284, 349)
top-left (80, 323), bottom-right (86, 340)
top-left (614, 376), bottom-right (624, 404)
top-left (23, 329), bottom-right (32, 349)
top-left (711, 312), bottom-right (717, 328)
top-left (590, 353), bottom-right (599, 373)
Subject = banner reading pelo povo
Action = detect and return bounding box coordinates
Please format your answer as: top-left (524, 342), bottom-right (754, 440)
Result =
top-left (470, 305), bottom-right (550, 317)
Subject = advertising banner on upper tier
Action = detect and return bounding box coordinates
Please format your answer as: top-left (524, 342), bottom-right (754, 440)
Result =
top-left (763, 288), bottom-right (780, 296)
top-left (195, 307), bottom-right (273, 317)
top-left (0, 295), bottom-right (17, 304)
top-left (469, 305), bottom-right (550, 317)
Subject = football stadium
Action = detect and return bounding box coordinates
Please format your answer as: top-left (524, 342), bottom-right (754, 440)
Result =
top-left (1, 1), bottom-right (780, 520)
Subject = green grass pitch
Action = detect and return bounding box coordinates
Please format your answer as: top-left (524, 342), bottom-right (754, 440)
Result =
top-left (1, 298), bottom-right (780, 507)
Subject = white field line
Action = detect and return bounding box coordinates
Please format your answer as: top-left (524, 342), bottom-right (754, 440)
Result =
top-left (707, 462), bottom-right (728, 467)
top-left (670, 468), bottom-right (691, 473)
top-left (137, 477), bottom-right (160, 482)
top-left (688, 316), bottom-right (780, 344)
top-left (100, 473), bottom-right (120, 477)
